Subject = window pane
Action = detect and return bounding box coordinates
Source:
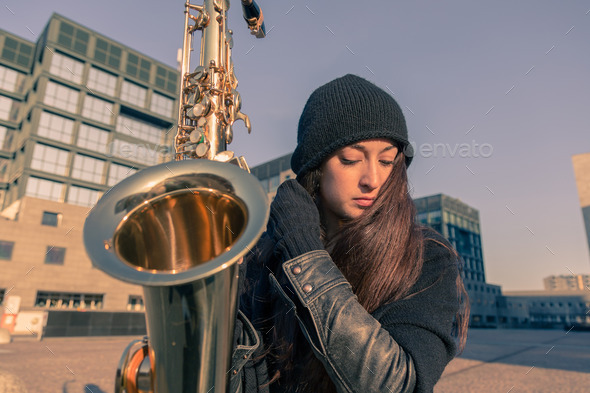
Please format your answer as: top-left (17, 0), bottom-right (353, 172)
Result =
top-left (67, 185), bottom-right (101, 207)
top-left (35, 291), bottom-right (103, 310)
top-left (45, 246), bottom-right (66, 264)
top-left (44, 81), bottom-right (79, 113)
top-left (150, 92), bottom-right (174, 118)
top-left (82, 95), bottom-right (113, 124)
top-left (120, 80), bottom-right (147, 107)
top-left (71, 154), bottom-right (105, 184)
top-left (0, 95), bottom-right (13, 121)
top-left (41, 211), bottom-right (60, 227)
top-left (77, 124), bottom-right (109, 153)
top-left (30, 143), bottom-right (69, 176)
top-left (87, 67), bottom-right (117, 96)
top-left (0, 240), bottom-right (14, 260)
top-left (116, 115), bottom-right (163, 145)
top-left (49, 52), bottom-right (83, 84)
top-left (0, 65), bottom-right (22, 92)
top-left (26, 177), bottom-right (64, 202)
top-left (108, 163), bottom-right (137, 186)
top-left (37, 112), bottom-right (74, 143)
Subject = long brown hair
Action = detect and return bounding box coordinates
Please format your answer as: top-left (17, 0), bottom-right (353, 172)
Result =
top-left (257, 150), bottom-right (469, 392)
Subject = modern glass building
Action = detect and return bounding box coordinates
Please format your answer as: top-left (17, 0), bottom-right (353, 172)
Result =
top-left (413, 194), bottom-right (501, 327)
top-left (0, 14), bottom-right (179, 320)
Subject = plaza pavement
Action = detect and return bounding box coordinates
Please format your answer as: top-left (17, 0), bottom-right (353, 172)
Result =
top-left (0, 328), bottom-right (588, 392)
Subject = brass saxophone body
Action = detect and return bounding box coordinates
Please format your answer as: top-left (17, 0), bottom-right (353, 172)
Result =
top-left (83, 1), bottom-right (267, 392)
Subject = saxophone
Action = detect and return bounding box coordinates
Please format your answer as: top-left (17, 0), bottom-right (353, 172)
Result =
top-left (83, 1), bottom-right (267, 392)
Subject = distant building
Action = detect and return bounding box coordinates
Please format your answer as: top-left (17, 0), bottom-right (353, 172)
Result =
top-left (572, 153), bottom-right (590, 260)
top-left (250, 152), bottom-right (295, 200)
top-left (0, 14), bottom-right (179, 315)
top-left (414, 194), bottom-right (501, 327)
top-left (544, 274), bottom-right (590, 292)
top-left (499, 290), bottom-right (590, 328)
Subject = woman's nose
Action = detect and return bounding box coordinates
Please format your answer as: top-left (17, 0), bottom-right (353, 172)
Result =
top-left (359, 163), bottom-right (379, 190)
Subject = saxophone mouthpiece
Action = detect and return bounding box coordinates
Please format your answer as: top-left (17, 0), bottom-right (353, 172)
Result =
top-left (241, 0), bottom-right (266, 38)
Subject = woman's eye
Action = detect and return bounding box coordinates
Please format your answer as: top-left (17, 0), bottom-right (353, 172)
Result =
top-left (340, 158), bottom-right (360, 165)
top-left (379, 159), bottom-right (395, 166)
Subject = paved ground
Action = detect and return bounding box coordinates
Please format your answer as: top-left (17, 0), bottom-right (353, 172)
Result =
top-left (0, 328), bottom-right (588, 392)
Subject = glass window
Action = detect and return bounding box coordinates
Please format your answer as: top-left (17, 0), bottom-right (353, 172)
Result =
top-left (120, 80), bottom-right (147, 107)
top-left (94, 38), bottom-right (122, 69)
top-left (87, 67), bottom-right (117, 96)
top-left (77, 124), bottom-right (109, 154)
top-left (57, 22), bottom-right (89, 55)
top-left (116, 115), bottom-right (163, 145)
top-left (0, 65), bottom-right (21, 92)
top-left (0, 126), bottom-right (6, 149)
top-left (108, 163), bottom-right (137, 186)
top-left (44, 81), bottom-right (79, 113)
top-left (428, 210), bottom-right (441, 224)
top-left (71, 154), bottom-right (105, 184)
top-left (150, 92), bottom-right (174, 117)
top-left (41, 211), bottom-right (60, 227)
top-left (126, 53), bottom-right (151, 82)
top-left (127, 295), bottom-right (145, 311)
top-left (110, 139), bottom-right (161, 165)
top-left (0, 240), bottom-right (15, 260)
top-left (45, 246), bottom-right (66, 264)
top-left (49, 52), bottom-right (83, 84)
top-left (0, 95), bottom-right (13, 121)
top-left (67, 185), bottom-right (101, 207)
top-left (35, 291), bottom-right (103, 310)
top-left (37, 112), bottom-right (74, 143)
top-left (26, 177), bottom-right (64, 202)
top-left (82, 95), bottom-right (113, 124)
top-left (30, 143), bottom-right (69, 176)
top-left (269, 175), bottom-right (280, 193)
top-left (155, 65), bottom-right (178, 94)
top-left (1, 37), bottom-right (33, 68)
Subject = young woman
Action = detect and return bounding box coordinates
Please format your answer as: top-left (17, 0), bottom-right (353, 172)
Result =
top-left (231, 74), bottom-right (469, 393)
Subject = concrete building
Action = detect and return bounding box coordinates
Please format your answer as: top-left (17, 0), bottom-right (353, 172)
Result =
top-left (499, 290), bottom-right (590, 329)
top-left (572, 153), bottom-right (590, 261)
top-left (250, 152), bottom-right (295, 200)
top-left (414, 194), bottom-right (501, 327)
top-left (0, 14), bottom-right (179, 317)
top-left (544, 274), bottom-right (590, 292)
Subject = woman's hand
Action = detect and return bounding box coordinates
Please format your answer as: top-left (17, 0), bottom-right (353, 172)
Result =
top-left (266, 180), bottom-right (324, 262)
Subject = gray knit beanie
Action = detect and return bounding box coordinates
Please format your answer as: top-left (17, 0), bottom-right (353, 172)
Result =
top-left (291, 74), bottom-right (413, 177)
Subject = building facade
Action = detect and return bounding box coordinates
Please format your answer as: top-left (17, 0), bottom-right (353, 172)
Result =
top-left (572, 153), bottom-right (590, 261)
top-left (544, 274), bottom-right (590, 292)
top-left (499, 290), bottom-right (590, 328)
top-left (0, 14), bottom-right (179, 315)
top-left (414, 194), bottom-right (501, 327)
top-left (250, 152), bottom-right (295, 200)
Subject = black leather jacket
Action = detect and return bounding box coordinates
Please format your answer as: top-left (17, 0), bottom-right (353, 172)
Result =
top-left (231, 231), bottom-right (460, 393)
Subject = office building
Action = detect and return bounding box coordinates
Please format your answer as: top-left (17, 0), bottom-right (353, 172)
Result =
top-left (498, 290), bottom-right (590, 328)
top-left (250, 152), bottom-right (295, 200)
top-left (414, 194), bottom-right (501, 327)
top-left (572, 153), bottom-right (590, 260)
top-left (0, 14), bottom-right (179, 317)
top-left (544, 274), bottom-right (590, 292)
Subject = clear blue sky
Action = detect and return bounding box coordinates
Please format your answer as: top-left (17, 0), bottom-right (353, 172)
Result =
top-left (3, 1), bottom-right (589, 291)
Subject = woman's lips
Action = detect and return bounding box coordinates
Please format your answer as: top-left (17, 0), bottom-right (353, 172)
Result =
top-left (353, 198), bottom-right (374, 207)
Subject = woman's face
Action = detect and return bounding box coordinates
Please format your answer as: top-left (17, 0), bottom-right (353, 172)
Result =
top-left (320, 138), bottom-right (398, 227)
